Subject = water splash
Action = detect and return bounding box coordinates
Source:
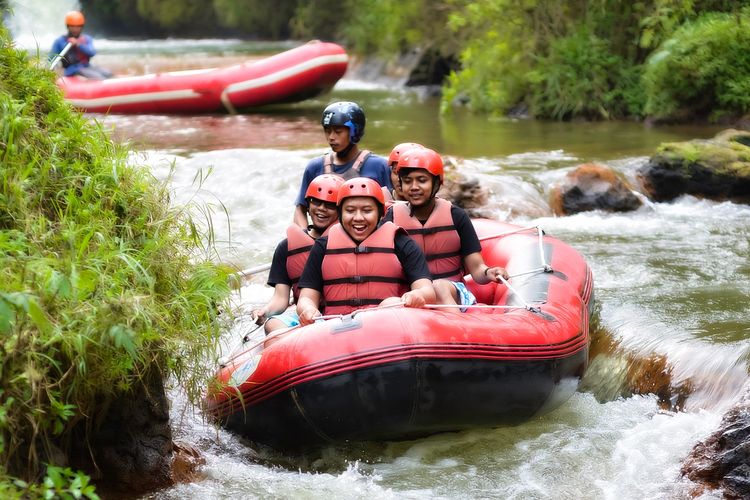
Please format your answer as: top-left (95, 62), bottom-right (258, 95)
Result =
top-left (6, 0), bottom-right (79, 51)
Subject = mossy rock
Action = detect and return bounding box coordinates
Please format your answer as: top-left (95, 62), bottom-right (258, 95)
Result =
top-left (637, 129), bottom-right (750, 203)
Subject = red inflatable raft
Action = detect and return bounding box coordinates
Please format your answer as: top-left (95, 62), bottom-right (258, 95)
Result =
top-left (205, 219), bottom-right (594, 449)
top-left (57, 41), bottom-right (348, 114)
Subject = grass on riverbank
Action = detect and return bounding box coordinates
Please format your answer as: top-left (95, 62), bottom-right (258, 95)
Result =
top-left (0, 26), bottom-right (231, 493)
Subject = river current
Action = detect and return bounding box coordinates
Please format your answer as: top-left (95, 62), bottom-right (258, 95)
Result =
top-left (8, 11), bottom-right (750, 496)
top-left (134, 47), bottom-right (747, 498)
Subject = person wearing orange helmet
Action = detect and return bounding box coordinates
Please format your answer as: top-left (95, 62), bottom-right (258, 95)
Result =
top-left (253, 174), bottom-right (345, 333)
top-left (384, 148), bottom-right (508, 310)
top-left (50, 10), bottom-right (112, 79)
top-left (293, 102), bottom-right (392, 229)
top-left (386, 142), bottom-right (425, 202)
top-left (296, 177), bottom-right (435, 325)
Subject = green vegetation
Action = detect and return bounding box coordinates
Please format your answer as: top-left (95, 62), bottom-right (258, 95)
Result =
top-left (642, 7), bottom-right (750, 122)
top-left (0, 26), bottom-right (231, 494)
top-left (73, 0), bottom-right (749, 122)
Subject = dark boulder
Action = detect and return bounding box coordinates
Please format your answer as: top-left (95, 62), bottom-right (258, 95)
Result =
top-left (682, 393), bottom-right (750, 499)
top-left (550, 163), bottom-right (643, 215)
top-left (68, 368), bottom-right (175, 495)
top-left (637, 129), bottom-right (750, 203)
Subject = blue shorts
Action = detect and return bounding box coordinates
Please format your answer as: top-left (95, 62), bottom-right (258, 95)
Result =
top-left (451, 281), bottom-right (477, 312)
top-left (268, 311), bottom-right (300, 328)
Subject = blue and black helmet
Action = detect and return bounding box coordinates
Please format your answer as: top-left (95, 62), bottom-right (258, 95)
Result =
top-left (321, 101), bottom-right (366, 144)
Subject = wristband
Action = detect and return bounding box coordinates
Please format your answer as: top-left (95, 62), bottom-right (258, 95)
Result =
top-left (484, 267), bottom-right (490, 277)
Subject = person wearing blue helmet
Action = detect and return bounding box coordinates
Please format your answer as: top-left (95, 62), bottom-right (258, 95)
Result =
top-left (293, 101), bottom-right (391, 228)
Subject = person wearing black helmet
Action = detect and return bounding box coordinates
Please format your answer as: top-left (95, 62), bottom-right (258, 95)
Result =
top-left (293, 101), bottom-right (392, 228)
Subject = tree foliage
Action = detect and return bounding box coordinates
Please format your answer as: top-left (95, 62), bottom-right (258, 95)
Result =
top-left (66, 0), bottom-right (750, 120)
top-left (642, 7), bottom-right (750, 121)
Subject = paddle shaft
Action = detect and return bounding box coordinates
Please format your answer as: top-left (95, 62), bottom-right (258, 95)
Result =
top-left (49, 42), bottom-right (73, 70)
top-left (235, 262), bottom-right (271, 278)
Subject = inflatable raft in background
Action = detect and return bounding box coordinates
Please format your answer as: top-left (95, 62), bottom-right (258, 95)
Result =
top-left (57, 41), bottom-right (348, 114)
top-left (205, 219), bottom-right (595, 450)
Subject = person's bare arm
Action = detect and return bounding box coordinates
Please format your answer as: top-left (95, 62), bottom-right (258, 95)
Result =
top-left (379, 278), bottom-right (436, 309)
top-left (252, 284), bottom-right (292, 324)
top-left (296, 288), bottom-right (322, 325)
top-left (293, 204), bottom-right (309, 228)
top-left (464, 252), bottom-right (509, 285)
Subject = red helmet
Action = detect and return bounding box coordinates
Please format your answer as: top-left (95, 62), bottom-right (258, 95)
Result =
top-left (65, 10), bottom-right (85, 26)
top-left (395, 148), bottom-right (444, 182)
top-left (337, 177), bottom-right (385, 209)
top-left (305, 174), bottom-right (344, 203)
top-left (387, 142), bottom-right (425, 168)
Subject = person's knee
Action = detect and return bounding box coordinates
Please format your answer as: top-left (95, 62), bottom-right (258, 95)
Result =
top-left (434, 279), bottom-right (458, 305)
top-left (264, 318), bottom-right (284, 334)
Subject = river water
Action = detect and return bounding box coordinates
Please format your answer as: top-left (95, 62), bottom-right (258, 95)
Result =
top-left (9, 17), bottom-right (750, 497)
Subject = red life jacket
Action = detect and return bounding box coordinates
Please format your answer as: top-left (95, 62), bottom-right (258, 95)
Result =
top-left (323, 149), bottom-right (371, 180)
top-left (321, 222), bottom-right (408, 315)
top-left (62, 36), bottom-right (91, 68)
top-left (285, 224), bottom-right (333, 302)
top-left (285, 225), bottom-right (316, 303)
top-left (392, 198), bottom-right (463, 281)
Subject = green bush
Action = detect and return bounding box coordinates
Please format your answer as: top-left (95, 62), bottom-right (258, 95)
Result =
top-left (212, 0), bottom-right (297, 38)
top-left (642, 8), bottom-right (750, 121)
top-left (0, 26), bottom-right (231, 488)
top-left (527, 28), bottom-right (644, 120)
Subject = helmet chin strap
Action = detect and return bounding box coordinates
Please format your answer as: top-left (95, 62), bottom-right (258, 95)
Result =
top-left (311, 223), bottom-right (327, 235)
top-left (336, 141), bottom-right (355, 159)
top-left (407, 178), bottom-right (441, 215)
top-left (430, 178), bottom-right (441, 198)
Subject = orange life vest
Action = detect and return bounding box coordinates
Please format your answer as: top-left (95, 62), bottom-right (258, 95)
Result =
top-left (392, 198), bottom-right (464, 281)
top-left (323, 149), bottom-right (371, 180)
top-left (285, 225), bottom-right (316, 303)
top-left (321, 222), bottom-right (408, 315)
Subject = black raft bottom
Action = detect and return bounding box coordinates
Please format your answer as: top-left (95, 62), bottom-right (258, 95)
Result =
top-left (223, 353), bottom-right (587, 450)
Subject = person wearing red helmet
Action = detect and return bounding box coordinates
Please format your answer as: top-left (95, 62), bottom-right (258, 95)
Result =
top-left (253, 174), bottom-right (344, 333)
top-left (386, 142), bottom-right (425, 202)
top-left (296, 177), bottom-right (435, 325)
top-left (50, 10), bottom-right (112, 79)
top-left (383, 148), bottom-right (508, 310)
top-left (293, 102), bottom-right (391, 229)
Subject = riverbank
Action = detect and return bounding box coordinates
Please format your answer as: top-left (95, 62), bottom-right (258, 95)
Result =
top-left (0, 26), bottom-right (231, 496)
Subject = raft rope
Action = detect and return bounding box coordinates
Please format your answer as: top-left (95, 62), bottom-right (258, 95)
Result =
top-left (223, 224), bottom-right (557, 364)
top-left (220, 90), bottom-right (238, 115)
top-left (479, 224), bottom-right (552, 274)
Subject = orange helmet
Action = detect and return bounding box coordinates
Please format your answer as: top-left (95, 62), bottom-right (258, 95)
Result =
top-left (305, 174), bottom-right (344, 203)
top-left (65, 11), bottom-right (85, 26)
top-left (395, 148), bottom-right (444, 183)
top-left (337, 177), bottom-right (385, 209)
top-left (387, 142), bottom-right (425, 168)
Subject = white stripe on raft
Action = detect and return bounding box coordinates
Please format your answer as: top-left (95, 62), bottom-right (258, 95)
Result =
top-left (65, 89), bottom-right (204, 108)
top-left (64, 53), bottom-right (348, 109)
top-left (224, 53), bottom-right (349, 94)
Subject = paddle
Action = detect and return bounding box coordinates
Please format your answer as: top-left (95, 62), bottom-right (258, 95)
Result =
top-left (235, 262), bottom-right (271, 278)
top-left (49, 41), bottom-right (73, 71)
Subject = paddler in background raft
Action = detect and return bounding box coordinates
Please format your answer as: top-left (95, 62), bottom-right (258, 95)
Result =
top-left (293, 102), bottom-right (391, 228)
top-left (253, 174), bottom-right (344, 333)
top-left (296, 177), bottom-right (435, 325)
top-left (50, 10), bottom-right (112, 80)
top-left (383, 147), bottom-right (509, 311)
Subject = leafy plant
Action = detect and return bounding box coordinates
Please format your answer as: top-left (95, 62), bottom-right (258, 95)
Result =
top-left (0, 25), bottom-right (231, 488)
top-left (527, 28), bottom-right (641, 120)
top-left (642, 7), bottom-right (750, 121)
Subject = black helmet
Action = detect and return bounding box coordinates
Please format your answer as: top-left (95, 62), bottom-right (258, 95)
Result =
top-left (321, 101), bottom-right (366, 144)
